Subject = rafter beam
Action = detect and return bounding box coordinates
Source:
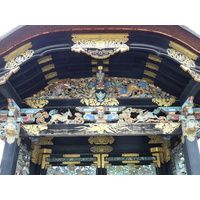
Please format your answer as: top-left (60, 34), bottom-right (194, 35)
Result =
top-left (180, 79), bottom-right (200, 105)
top-left (0, 81), bottom-right (23, 107)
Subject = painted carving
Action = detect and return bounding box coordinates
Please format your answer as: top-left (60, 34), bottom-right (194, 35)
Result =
top-left (25, 75), bottom-right (176, 106)
top-left (48, 109), bottom-right (72, 124)
top-left (0, 117), bottom-right (20, 144)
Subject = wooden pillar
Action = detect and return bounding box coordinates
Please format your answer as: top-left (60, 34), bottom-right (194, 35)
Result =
top-left (0, 139), bottom-right (19, 175)
top-left (183, 136), bottom-right (200, 175)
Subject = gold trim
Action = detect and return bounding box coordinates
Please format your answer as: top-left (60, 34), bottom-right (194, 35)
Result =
top-left (63, 154), bottom-right (80, 157)
top-left (143, 70), bottom-right (157, 78)
top-left (90, 146), bottom-right (113, 153)
top-left (71, 33), bottom-right (129, 59)
top-left (62, 162), bottom-right (81, 165)
top-left (152, 98), bottom-right (176, 106)
top-left (142, 77), bottom-right (154, 84)
top-left (148, 54), bottom-right (162, 62)
top-left (122, 161), bottom-right (140, 164)
top-left (44, 72), bottom-right (58, 80)
top-left (101, 154), bottom-right (109, 168)
top-left (150, 147), bottom-right (164, 152)
top-left (38, 137), bottom-right (54, 145)
top-left (41, 64), bottom-right (55, 72)
top-left (22, 125), bottom-right (48, 136)
top-left (80, 98), bottom-right (119, 106)
top-left (169, 41), bottom-right (198, 60)
top-left (47, 78), bottom-right (59, 85)
top-left (145, 62), bottom-right (159, 71)
top-left (41, 154), bottom-right (51, 169)
top-left (3, 42), bottom-right (32, 61)
top-left (25, 99), bottom-right (49, 108)
top-left (93, 154), bottom-right (101, 168)
top-left (155, 123), bottom-right (180, 134)
top-left (0, 67), bottom-right (20, 85)
top-left (122, 153), bottom-right (139, 157)
top-left (148, 135), bottom-right (164, 144)
top-left (38, 56), bottom-right (52, 64)
top-left (88, 136), bottom-right (115, 144)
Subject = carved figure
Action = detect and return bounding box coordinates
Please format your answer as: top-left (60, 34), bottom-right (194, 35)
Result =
top-left (135, 109), bottom-right (158, 123)
top-left (4, 117), bottom-right (19, 134)
top-left (48, 109), bottom-right (72, 124)
top-left (73, 113), bottom-right (84, 124)
top-left (117, 83), bottom-right (144, 97)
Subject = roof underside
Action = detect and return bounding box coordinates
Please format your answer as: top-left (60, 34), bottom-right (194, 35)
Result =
top-left (0, 25), bottom-right (200, 108)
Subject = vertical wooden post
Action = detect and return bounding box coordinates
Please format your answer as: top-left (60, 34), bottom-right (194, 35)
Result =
top-left (183, 136), bottom-right (200, 175)
top-left (0, 139), bottom-right (19, 175)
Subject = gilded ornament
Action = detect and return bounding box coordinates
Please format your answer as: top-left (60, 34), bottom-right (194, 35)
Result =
top-left (168, 41), bottom-right (198, 60)
top-left (143, 70), bottom-right (157, 78)
top-left (41, 64), bottom-right (55, 72)
top-left (71, 33), bottom-right (129, 59)
top-left (80, 98), bottom-right (119, 106)
top-left (148, 135), bottom-right (164, 144)
top-left (22, 125), bottom-right (48, 136)
top-left (44, 72), bottom-right (58, 80)
top-left (38, 137), bottom-right (54, 145)
top-left (152, 98), bottom-right (176, 106)
top-left (90, 146), bottom-right (113, 153)
top-left (37, 55), bottom-right (52, 64)
top-left (76, 123), bottom-right (131, 134)
top-left (25, 99), bottom-right (49, 108)
top-left (148, 54), bottom-right (162, 63)
top-left (167, 48), bottom-right (196, 68)
top-left (145, 62), bottom-right (159, 71)
top-left (88, 136), bottom-right (115, 144)
top-left (155, 123), bottom-right (180, 134)
top-left (4, 50), bottom-right (34, 70)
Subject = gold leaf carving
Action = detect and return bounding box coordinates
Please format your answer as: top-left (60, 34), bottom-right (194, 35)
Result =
top-left (22, 125), bottom-right (48, 136)
top-left (71, 33), bottom-right (129, 59)
top-left (155, 123), bottom-right (180, 134)
top-left (3, 43), bottom-right (33, 61)
top-left (152, 98), bottom-right (176, 106)
top-left (88, 136), bottom-right (115, 144)
top-left (169, 41), bottom-right (198, 60)
top-left (90, 146), bottom-right (113, 153)
top-left (25, 99), bottom-right (49, 108)
top-left (80, 98), bottom-right (119, 106)
top-left (76, 123), bottom-right (131, 134)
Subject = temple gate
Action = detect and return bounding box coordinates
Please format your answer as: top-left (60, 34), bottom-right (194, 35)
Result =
top-left (0, 25), bottom-right (200, 175)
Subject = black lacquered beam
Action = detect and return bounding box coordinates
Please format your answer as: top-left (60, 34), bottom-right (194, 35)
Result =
top-left (20, 123), bottom-right (182, 137)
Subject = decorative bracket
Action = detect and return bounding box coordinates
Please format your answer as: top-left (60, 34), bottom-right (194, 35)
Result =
top-left (71, 33), bottom-right (129, 59)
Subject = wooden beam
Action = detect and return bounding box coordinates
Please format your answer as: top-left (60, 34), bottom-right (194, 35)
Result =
top-left (180, 79), bottom-right (200, 105)
top-left (0, 81), bottom-right (23, 107)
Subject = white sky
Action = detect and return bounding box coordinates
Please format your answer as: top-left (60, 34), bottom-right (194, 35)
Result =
top-left (0, 24), bottom-right (200, 163)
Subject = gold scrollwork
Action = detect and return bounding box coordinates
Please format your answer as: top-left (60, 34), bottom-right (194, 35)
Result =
top-left (90, 146), bottom-right (113, 153)
top-left (25, 99), bottom-right (49, 108)
top-left (76, 123), bottom-right (131, 134)
top-left (88, 136), bottom-right (115, 144)
top-left (155, 123), bottom-right (180, 134)
top-left (22, 125), bottom-right (48, 136)
top-left (167, 48), bottom-right (196, 68)
top-left (71, 33), bottom-right (129, 59)
top-left (152, 97), bottom-right (176, 106)
top-left (80, 98), bottom-right (119, 106)
top-left (5, 50), bottom-right (34, 70)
